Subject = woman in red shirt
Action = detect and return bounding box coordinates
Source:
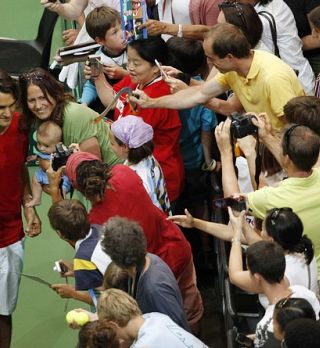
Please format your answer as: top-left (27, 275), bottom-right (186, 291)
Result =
top-left (88, 37), bottom-right (184, 203)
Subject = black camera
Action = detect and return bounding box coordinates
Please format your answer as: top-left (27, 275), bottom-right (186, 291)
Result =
top-left (230, 112), bottom-right (257, 139)
top-left (52, 143), bottom-right (72, 171)
top-left (213, 196), bottom-right (246, 212)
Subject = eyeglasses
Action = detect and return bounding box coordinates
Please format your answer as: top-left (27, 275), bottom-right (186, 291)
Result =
top-left (269, 207), bottom-right (292, 226)
top-left (218, 0), bottom-right (247, 30)
top-left (283, 124), bottom-right (300, 155)
top-left (19, 71), bottom-right (44, 83)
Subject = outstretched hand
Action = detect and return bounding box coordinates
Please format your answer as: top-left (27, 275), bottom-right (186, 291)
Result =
top-left (227, 207), bottom-right (246, 235)
top-left (129, 89), bottom-right (154, 109)
top-left (215, 118), bottom-right (233, 155)
top-left (167, 209), bottom-right (195, 228)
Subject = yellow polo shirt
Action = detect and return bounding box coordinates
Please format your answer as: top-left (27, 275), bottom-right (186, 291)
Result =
top-left (215, 50), bottom-right (305, 130)
top-left (247, 168), bottom-right (320, 276)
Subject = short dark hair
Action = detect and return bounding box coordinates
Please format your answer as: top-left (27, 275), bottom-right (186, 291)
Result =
top-left (265, 208), bottom-right (314, 265)
top-left (0, 69), bottom-right (19, 101)
top-left (86, 6), bottom-right (121, 40)
top-left (114, 135), bottom-right (154, 164)
top-left (78, 320), bottom-right (119, 348)
top-left (274, 298), bottom-right (316, 336)
top-left (246, 241), bottom-right (285, 284)
top-left (281, 124), bottom-right (320, 171)
top-left (166, 37), bottom-right (207, 76)
top-left (206, 23), bottom-right (251, 58)
top-left (101, 217), bottom-right (147, 268)
top-left (284, 318), bottom-right (320, 348)
top-left (308, 5), bottom-right (320, 29)
top-left (48, 199), bottom-right (90, 242)
top-left (284, 96), bottom-right (320, 136)
top-left (129, 36), bottom-right (168, 66)
top-left (219, 1), bottom-right (262, 48)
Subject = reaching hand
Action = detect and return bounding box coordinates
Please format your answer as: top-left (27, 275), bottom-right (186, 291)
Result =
top-left (130, 89), bottom-right (154, 109)
top-left (51, 283), bottom-right (76, 299)
top-left (165, 77), bottom-right (188, 94)
top-left (103, 64), bottom-right (128, 80)
top-left (139, 19), bottom-right (168, 36)
top-left (228, 207), bottom-right (246, 236)
top-left (167, 209), bottom-right (195, 228)
top-left (46, 164), bottom-right (65, 190)
top-left (215, 118), bottom-right (233, 155)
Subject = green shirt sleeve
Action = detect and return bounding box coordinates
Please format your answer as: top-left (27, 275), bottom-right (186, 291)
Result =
top-left (62, 102), bottom-right (122, 166)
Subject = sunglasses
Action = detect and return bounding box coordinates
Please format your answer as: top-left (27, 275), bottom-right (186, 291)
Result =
top-left (19, 71), bottom-right (45, 83)
top-left (283, 124), bottom-right (301, 155)
top-left (218, 0), bottom-right (247, 30)
top-left (269, 207), bottom-right (292, 226)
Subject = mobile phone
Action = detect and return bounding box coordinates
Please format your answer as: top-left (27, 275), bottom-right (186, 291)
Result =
top-left (53, 261), bottom-right (69, 273)
top-left (154, 59), bottom-right (169, 80)
top-left (88, 55), bottom-right (102, 78)
top-left (235, 332), bottom-right (253, 347)
top-left (212, 196), bottom-right (246, 212)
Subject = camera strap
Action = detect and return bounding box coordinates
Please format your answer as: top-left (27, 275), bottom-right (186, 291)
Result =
top-left (255, 135), bottom-right (262, 188)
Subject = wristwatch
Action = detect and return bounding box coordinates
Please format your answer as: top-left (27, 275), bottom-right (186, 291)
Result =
top-left (231, 236), bottom-right (241, 243)
top-left (177, 24), bottom-right (183, 38)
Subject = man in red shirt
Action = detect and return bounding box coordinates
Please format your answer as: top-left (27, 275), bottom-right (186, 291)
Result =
top-left (0, 70), bottom-right (41, 348)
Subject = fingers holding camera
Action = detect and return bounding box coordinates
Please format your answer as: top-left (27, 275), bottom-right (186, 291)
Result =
top-left (228, 206), bottom-right (246, 236)
top-left (251, 112), bottom-right (274, 140)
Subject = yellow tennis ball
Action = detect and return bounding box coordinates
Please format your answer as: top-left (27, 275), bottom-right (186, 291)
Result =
top-left (66, 310), bottom-right (89, 326)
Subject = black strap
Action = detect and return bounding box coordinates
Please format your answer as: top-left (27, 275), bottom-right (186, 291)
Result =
top-left (254, 136), bottom-right (262, 188)
top-left (258, 11), bottom-right (280, 58)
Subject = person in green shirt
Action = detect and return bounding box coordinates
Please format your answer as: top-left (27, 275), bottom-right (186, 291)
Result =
top-left (19, 67), bottom-right (121, 167)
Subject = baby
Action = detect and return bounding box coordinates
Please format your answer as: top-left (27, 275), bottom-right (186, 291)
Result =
top-left (26, 121), bottom-right (71, 207)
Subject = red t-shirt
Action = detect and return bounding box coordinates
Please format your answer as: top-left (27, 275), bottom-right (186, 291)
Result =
top-left (88, 164), bottom-right (191, 278)
top-left (0, 113), bottom-right (28, 247)
top-left (113, 76), bottom-right (184, 201)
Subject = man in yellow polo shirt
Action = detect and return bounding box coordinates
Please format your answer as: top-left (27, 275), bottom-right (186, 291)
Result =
top-left (215, 116), bottom-right (320, 276)
top-left (131, 23), bottom-right (304, 130)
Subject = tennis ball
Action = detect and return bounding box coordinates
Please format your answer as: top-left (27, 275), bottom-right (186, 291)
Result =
top-left (66, 310), bottom-right (89, 326)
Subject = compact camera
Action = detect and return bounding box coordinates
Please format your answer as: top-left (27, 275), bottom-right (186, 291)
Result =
top-left (230, 112), bottom-right (258, 139)
top-left (52, 143), bottom-right (72, 171)
top-left (213, 196), bottom-right (247, 212)
top-left (88, 55), bottom-right (102, 78)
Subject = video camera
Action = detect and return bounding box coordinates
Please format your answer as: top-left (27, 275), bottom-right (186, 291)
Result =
top-left (52, 143), bottom-right (72, 171)
top-left (230, 112), bottom-right (258, 139)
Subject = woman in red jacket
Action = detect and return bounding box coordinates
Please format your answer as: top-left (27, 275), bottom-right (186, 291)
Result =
top-left (87, 37), bottom-right (184, 203)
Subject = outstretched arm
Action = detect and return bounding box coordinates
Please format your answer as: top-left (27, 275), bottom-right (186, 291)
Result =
top-left (215, 119), bottom-right (242, 198)
top-left (131, 78), bottom-right (227, 110)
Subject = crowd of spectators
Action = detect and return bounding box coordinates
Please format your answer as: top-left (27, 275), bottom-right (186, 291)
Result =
top-left (2, 0), bottom-right (320, 347)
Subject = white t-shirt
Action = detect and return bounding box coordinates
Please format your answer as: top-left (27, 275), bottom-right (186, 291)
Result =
top-left (131, 312), bottom-right (208, 348)
top-left (254, 285), bottom-right (320, 348)
top-left (259, 254), bottom-right (319, 308)
top-left (255, 0), bottom-right (314, 94)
